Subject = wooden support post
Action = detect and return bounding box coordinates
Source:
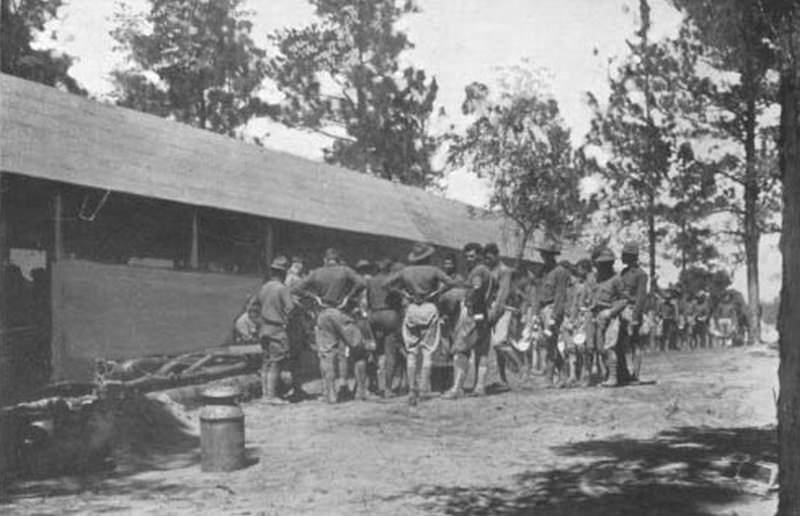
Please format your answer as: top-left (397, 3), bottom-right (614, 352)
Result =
top-left (50, 188), bottom-right (65, 382)
top-left (0, 173), bottom-right (9, 406)
top-left (263, 219), bottom-right (274, 273)
top-left (53, 190), bottom-right (64, 261)
top-left (190, 208), bottom-right (199, 270)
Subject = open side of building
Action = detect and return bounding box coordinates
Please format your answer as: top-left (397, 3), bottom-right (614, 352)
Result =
top-left (0, 73), bottom-right (582, 403)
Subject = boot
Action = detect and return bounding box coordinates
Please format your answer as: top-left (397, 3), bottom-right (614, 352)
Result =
top-left (320, 358), bottom-right (337, 404)
top-left (600, 350), bottom-right (621, 387)
top-left (566, 354), bottom-right (578, 385)
top-left (443, 355), bottom-right (467, 399)
top-left (473, 364), bottom-right (489, 396)
top-left (420, 364), bottom-right (433, 397)
top-left (354, 360), bottom-right (376, 401)
top-left (264, 363), bottom-right (288, 405)
top-left (407, 352), bottom-right (419, 406)
top-left (544, 360), bottom-right (556, 388)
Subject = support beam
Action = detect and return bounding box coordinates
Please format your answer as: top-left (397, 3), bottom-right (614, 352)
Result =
top-left (263, 219), bottom-right (274, 273)
top-left (0, 173), bottom-right (9, 406)
top-left (53, 190), bottom-right (64, 261)
top-left (50, 188), bottom-right (65, 382)
top-left (190, 208), bottom-right (199, 270)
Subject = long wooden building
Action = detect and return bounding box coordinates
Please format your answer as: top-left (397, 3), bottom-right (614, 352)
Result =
top-left (0, 73), bottom-right (578, 403)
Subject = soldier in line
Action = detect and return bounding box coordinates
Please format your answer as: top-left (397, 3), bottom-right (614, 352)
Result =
top-left (589, 248), bottom-right (629, 387)
top-left (658, 289), bottom-right (680, 351)
top-left (618, 242), bottom-right (648, 383)
top-left (366, 258), bottom-right (405, 398)
top-left (484, 243), bottom-right (522, 389)
top-left (693, 291), bottom-right (711, 348)
top-left (462, 242), bottom-right (494, 396)
top-left (251, 256), bottom-right (296, 404)
top-left (439, 277), bottom-right (472, 399)
top-left (534, 242), bottom-right (572, 388)
top-left (442, 252), bottom-right (465, 285)
top-left (384, 243), bottom-right (457, 406)
top-left (292, 248), bottom-right (366, 404)
top-left (563, 258), bottom-right (593, 386)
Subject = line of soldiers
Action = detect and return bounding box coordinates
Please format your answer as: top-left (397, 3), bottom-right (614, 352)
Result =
top-left (233, 240), bottom-right (654, 406)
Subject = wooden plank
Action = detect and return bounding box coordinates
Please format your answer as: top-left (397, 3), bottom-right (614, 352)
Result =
top-left (0, 172), bottom-right (9, 406)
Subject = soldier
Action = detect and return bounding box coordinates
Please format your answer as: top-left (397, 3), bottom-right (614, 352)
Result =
top-left (589, 248), bottom-right (628, 387)
top-left (484, 243), bottom-right (522, 389)
top-left (460, 242), bottom-right (494, 396)
top-left (442, 252), bottom-right (465, 285)
top-left (618, 242), bottom-right (648, 383)
top-left (534, 241), bottom-right (572, 388)
top-left (564, 258), bottom-right (593, 386)
top-left (385, 243), bottom-right (456, 406)
top-left (233, 301), bottom-right (262, 345)
top-left (659, 289), bottom-right (680, 351)
top-left (367, 258), bottom-right (404, 398)
top-left (292, 248), bottom-right (366, 403)
top-left (693, 291), bottom-right (711, 348)
top-left (251, 256), bottom-right (296, 404)
top-left (439, 282), bottom-right (471, 399)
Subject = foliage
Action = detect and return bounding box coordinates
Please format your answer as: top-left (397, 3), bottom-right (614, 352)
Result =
top-left (0, 0), bottom-right (84, 93)
top-left (586, 1), bottom-right (712, 278)
top-left (448, 69), bottom-right (592, 258)
top-left (268, 0), bottom-right (439, 186)
top-left (111, 0), bottom-right (273, 135)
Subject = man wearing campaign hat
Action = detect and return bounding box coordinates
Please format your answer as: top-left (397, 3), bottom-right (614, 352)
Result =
top-left (384, 242), bottom-right (457, 405)
top-left (589, 247), bottom-right (628, 387)
top-left (533, 239), bottom-right (572, 388)
top-left (292, 248), bottom-right (367, 403)
top-left (619, 241), bottom-right (649, 383)
top-left (251, 255), bottom-right (296, 404)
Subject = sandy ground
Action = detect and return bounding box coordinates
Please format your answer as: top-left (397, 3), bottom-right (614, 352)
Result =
top-left (0, 346), bottom-right (779, 515)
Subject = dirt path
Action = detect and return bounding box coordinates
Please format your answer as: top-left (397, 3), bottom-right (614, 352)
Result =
top-left (1, 347), bottom-right (778, 515)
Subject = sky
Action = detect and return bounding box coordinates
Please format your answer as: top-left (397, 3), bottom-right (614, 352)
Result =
top-left (36, 0), bottom-right (781, 301)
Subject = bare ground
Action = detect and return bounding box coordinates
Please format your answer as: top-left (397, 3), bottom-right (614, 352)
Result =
top-left (0, 346), bottom-right (779, 515)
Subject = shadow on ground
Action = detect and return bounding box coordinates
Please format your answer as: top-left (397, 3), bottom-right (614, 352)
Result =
top-left (0, 393), bottom-right (204, 506)
top-left (411, 425), bottom-right (776, 516)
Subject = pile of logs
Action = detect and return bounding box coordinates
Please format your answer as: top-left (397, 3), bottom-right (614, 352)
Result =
top-left (95, 344), bottom-right (262, 394)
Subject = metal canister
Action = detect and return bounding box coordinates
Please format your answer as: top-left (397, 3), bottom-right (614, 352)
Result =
top-left (200, 404), bottom-right (245, 472)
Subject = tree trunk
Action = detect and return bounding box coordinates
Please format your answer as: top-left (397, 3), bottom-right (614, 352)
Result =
top-left (777, 60), bottom-right (800, 516)
top-left (648, 191), bottom-right (657, 284)
top-left (515, 227), bottom-right (531, 268)
top-left (744, 79), bottom-right (761, 345)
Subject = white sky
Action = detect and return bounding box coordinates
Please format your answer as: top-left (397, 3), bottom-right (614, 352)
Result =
top-left (37, 0), bottom-right (781, 301)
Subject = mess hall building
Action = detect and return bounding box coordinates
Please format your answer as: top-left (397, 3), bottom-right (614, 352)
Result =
top-left (0, 73), bottom-right (548, 404)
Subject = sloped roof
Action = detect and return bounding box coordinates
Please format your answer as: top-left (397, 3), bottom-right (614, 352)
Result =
top-left (0, 73), bottom-right (565, 260)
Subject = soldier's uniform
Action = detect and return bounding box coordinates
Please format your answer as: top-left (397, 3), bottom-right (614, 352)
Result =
top-left (618, 242), bottom-right (648, 382)
top-left (563, 268), bottom-right (593, 385)
top-left (367, 268), bottom-right (404, 397)
top-left (292, 261), bottom-right (366, 403)
top-left (589, 248), bottom-right (628, 387)
top-left (252, 256), bottom-right (296, 404)
top-left (535, 244), bottom-right (571, 388)
top-left (450, 260), bottom-right (494, 397)
top-left (384, 243), bottom-right (456, 405)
